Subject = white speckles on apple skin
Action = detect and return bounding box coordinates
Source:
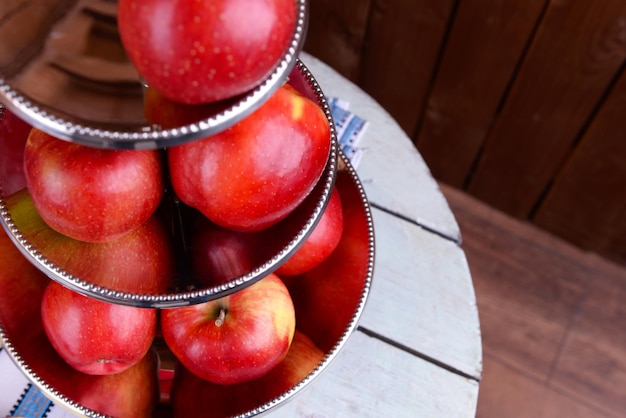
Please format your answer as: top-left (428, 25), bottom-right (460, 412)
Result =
top-left (167, 84), bottom-right (330, 232)
top-left (23, 129), bottom-right (165, 243)
top-left (118, 0), bottom-right (297, 103)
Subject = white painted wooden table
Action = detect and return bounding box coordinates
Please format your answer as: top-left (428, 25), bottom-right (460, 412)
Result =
top-left (270, 53), bottom-right (483, 417)
top-left (0, 54), bottom-right (482, 418)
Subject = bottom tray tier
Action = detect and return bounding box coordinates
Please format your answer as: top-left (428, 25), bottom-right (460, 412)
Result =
top-left (0, 153), bottom-right (374, 418)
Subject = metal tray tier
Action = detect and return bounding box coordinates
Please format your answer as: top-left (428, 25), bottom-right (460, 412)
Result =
top-left (0, 0), bottom-right (308, 149)
top-left (0, 60), bottom-right (338, 308)
top-left (0, 152), bottom-right (375, 418)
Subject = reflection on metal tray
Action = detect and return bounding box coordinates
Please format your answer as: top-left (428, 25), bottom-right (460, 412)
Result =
top-left (0, 0), bottom-right (308, 149)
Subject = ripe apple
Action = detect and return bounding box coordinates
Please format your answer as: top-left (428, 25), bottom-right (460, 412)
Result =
top-left (170, 330), bottom-right (325, 417)
top-left (283, 170), bottom-right (372, 352)
top-left (39, 348), bottom-right (161, 418)
top-left (0, 107), bottom-right (31, 196)
top-left (189, 213), bottom-right (269, 287)
top-left (23, 127), bottom-right (165, 243)
top-left (277, 186), bottom-right (344, 276)
top-left (188, 180), bottom-right (337, 287)
top-left (20, 336), bottom-right (159, 418)
top-left (41, 280), bottom-right (158, 375)
top-left (62, 349), bottom-right (160, 418)
top-left (118, 0), bottom-right (297, 104)
top-left (0, 230), bottom-right (159, 417)
top-left (167, 84), bottom-right (331, 232)
top-left (161, 273), bottom-right (296, 385)
top-left (0, 223), bottom-right (50, 343)
top-left (4, 188), bottom-right (176, 294)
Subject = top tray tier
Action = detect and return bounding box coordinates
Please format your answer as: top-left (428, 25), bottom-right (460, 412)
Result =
top-left (0, 0), bottom-right (307, 149)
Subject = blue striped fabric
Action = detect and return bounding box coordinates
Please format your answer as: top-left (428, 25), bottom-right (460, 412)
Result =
top-left (327, 98), bottom-right (368, 168)
top-left (11, 384), bottom-right (52, 418)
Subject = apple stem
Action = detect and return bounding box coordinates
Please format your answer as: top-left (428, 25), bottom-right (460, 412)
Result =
top-left (215, 308), bottom-right (227, 327)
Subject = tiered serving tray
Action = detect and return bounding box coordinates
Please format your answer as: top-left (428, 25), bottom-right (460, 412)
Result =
top-left (0, 0), bottom-right (376, 416)
top-left (0, 151), bottom-right (374, 417)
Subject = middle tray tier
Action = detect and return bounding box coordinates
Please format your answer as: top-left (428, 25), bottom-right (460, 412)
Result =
top-left (0, 60), bottom-right (338, 308)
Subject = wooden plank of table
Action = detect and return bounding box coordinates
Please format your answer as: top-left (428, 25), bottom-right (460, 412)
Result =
top-left (270, 332), bottom-right (480, 418)
top-left (0, 347), bottom-right (31, 416)
top-left (1, 333), bottom-right (479, 418)
top-left (466, 0), bottom-right (626, 218)
top-left (415, 0), bottom-right (546, 187)
top-left (301, 52), bottom-right (461, 242)
top-left (359, 207), bottom-right (482, 380)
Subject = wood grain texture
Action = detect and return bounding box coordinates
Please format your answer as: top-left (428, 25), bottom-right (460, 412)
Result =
top-left (359, 207), bottom-right (481, 380)
top-left (0, 333), bottom-right (478, 418)
top-left (302, 52), bottom-right (462, 241)
top-left (302, 54), bottom-right (481, 380)
top-left (303, 0), bottom-right (372, 82)
top-left (442, 182), bottom-right (626, 417)
top-left (303, 0), bottom-right (626, 264)
top-left (551, 258), bottom-right (626, 415)
top-left (440, 184), bottom-right (590, 380)
top-left (533, 64), bottom-right (626, 266)
top-left (415, 0), bottom-right (546, 187)
top-left (478, 357), bottom-right (616, 418)
top-left (358, 0), bottom-right (455, 135)
top-left (271, 332), bottom-right (479, 418)
top-left (466, 0), bottom-right (626, 218)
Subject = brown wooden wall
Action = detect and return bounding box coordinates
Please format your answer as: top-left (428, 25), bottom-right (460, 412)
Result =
top-left (304, 0), bottom-right (626, 267)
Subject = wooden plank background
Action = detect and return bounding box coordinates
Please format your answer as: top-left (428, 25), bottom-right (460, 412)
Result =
top-left (533, 64), bottom-right (626, 264)
top-left (416, 0), bottom-right (547, 187)
top-left (304, 0), bottom-right (626, 266)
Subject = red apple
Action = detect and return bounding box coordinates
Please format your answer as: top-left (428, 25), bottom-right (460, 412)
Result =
top-left (41, 280), bottom-right (158, 375)
top-left (277, 186), bottom-right (344, 276)
top-left (15, 328), bottom-right (158, 418)
top-left (189, 213), bottom-right (269, 287)
top-left (161, 273), bottom-right (296, 385)
top-left (4, 187), bottom-right (176, 294)
top-left (283, 170), bottom-right (372, 352)
top-left (188, 181), bottom-right (338, 287)
top-left (170, 330), bottom-right (325, 417)
top-left (47, 349), bottom-right (160, 418)
top-left (69, 350), bottom-right (160, 417)
top-left (167, 84), bottom-right (331, 232)
top-left (23, 336), bottom-right (160, 418)
top-left (0, 230), bottom-right (159, 417)
top-left (0, 222), bottom-right (50, 343)
top-left (0, 107), bottom-right (31, 197)
top-left (118, 0), bottom-right (297, 104)
top-left (23, 127), bottom-right (164, 243)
